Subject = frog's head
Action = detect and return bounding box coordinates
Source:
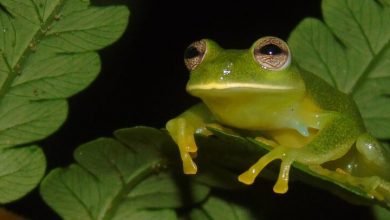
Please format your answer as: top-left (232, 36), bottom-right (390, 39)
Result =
top-left (184, 36), bottom-right (305, 100)
top-left (183, 37), bottom-right (308, 129)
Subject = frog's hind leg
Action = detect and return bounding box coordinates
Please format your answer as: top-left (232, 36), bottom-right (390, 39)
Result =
top-left (238, 147), bottom-right (294, 193)
top-left (355, 133), bottom-right (390, 180)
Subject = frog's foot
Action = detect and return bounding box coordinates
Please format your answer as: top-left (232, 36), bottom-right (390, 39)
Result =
top-left (177, 132), bottom-right (198, 174)
top-left (310, 165), bottom-right (390, 202)
top-left (238, 147), bottom-right (294, 194)
top-left (166, 118), bottom-right (198, 174)
top-left (181, 152), bottom-right (197, 174)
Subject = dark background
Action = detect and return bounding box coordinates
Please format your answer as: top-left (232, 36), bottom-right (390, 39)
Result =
top-left (5, 0), bottom-right (378, 219)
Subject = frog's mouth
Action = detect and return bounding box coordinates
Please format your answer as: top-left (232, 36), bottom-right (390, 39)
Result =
top-left (187, 83), bottom-right (296, 94)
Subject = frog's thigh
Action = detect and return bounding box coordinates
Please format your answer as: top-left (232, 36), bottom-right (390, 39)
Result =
top-left (356, 134), bottom-right (387, 167)
top-left (356, 133), bottom-right (390, 179)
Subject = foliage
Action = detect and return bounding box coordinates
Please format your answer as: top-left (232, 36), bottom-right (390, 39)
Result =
top-left (25, 0), bottom-right (390, 219)
top-left (41, 127), bottom-right (251, 220)
top-left (0, 0), bottom-right (129, 202)
top-left (288, 0), bottom-right (390, 139)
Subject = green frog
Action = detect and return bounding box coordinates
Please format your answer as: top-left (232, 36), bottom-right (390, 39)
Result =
top-left (166, 36), bottom-right (390, 194)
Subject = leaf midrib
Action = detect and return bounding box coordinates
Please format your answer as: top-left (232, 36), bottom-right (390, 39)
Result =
top-left (61, 170), bottom-right (95, 220)
top-left (0, 1), bottom-right (66, 101)
top-left (343, 1), bottom-right (389, 95)
top-left (101, 160), bottom-right (165, 220)
top-left (350, 38), bottom-right (390, 95)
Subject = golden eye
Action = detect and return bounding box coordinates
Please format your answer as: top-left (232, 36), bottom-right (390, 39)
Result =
top-left (184, 40), bottom-right (207, 71)
top-left (253, 36), bottom-right (291, 70)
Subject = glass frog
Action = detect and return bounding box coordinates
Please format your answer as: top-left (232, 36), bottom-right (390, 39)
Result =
top-left (166, 36), bottom-right (390, 194)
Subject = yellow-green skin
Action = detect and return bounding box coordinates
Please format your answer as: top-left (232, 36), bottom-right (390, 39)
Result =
top-left (166, 38), bottom-right (390, 194)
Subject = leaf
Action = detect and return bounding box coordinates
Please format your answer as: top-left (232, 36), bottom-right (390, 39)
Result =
top-left (40, 126), bottom-right (389, 218)
top-left (380, 0), bottom-right (390, 7)
top-left (0, 97), bottom-right (67, 148)
top-left (287, 18), bottom-right (347, 89)
top-left (199, 128), bottom-right (390, 210)
top-left (189, 196), bottom-right (257, 220)
top-left (0, 0), bottom-right (129, 202)
top-left (288, 0), bottom-right (390, 138)
top-left (40, 127), bottom-right (210, 220)
top-left (372, 205), bottom-right (390, 220)
top-left (0, 145), bottom-right (45, 203)
top-left (113, 209), bottom-right (177, 220)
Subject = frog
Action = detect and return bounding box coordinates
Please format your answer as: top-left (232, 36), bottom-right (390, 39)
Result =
top-left (166, 36), bottom-right (390, 194)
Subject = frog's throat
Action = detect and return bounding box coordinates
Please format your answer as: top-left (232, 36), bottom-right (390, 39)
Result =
top-left (187, 83), bottom-right (295, 91)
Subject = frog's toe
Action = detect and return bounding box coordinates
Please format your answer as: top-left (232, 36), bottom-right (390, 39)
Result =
top-left (273, 158), bottom-right (293, 194)
top-left (178, 134), bottom-right (198, 153)
top-left (273, 180), bottom-right (288, 194)
top-left (238, 148), bottom-right (282, 185)
top-left (182, 153), bottom-right (198, 174)
top-left (238, 147), bottom-right (294, 194)
top-left (238, 170), bottom-right (256, 185)
top-left (186, 138), bottom-right (198, 153)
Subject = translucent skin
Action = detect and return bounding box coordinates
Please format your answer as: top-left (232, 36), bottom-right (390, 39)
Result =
top-left (166, 38), bottom-right (390, 194)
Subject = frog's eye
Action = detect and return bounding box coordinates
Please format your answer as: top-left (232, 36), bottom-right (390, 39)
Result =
top-left (253, 36), bottom-right (291, 70)
top-left (184, 40), bottom-right (207, 71)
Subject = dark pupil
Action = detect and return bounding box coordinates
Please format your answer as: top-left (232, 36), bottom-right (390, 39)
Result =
top-left (259, 44), bottom-right (282, 55)
top-left (184, 46), bottom-right (200, 59)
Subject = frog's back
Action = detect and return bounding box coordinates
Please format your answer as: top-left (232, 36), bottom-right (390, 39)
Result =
top-left (300, 69), bottom-right (365, 130)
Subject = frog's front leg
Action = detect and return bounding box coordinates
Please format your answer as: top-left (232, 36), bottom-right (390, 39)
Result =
top-left (238, 146), bottom-right (294, 193)
top-left (238, 112), bottom-right (362, 194)
top-left (166, 103), bottom-right (215, 174)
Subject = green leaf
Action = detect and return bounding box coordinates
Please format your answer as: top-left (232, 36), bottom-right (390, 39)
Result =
top-left (198, 128), bottom-right (390, 210)
top-left (40, 127), bottom-right (210, 220)
top-left (379, 0), bottom-right (390, 7)
top-left (372, 205), bottom-right (390, 220)
top-left (0, 97), bottom-right (67, 148)
top-left (190, 196), bottom-right (257, 220)
top-left (0, 0), bottom-right (129, 202)
top-left (287, 18), bottom-right (347, 88)
top-left (288, 0), bottom-right (390, 138)
top-left (113, 209), bottom-right (177, 220)
top-left (0, 145), bottom-right (45, 203)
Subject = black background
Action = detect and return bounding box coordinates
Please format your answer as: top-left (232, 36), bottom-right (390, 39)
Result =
top-left (5, 0), bottom-right (378, 219)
